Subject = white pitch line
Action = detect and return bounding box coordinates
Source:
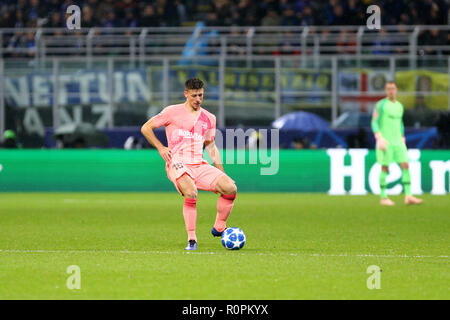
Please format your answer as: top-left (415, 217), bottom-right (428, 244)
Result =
top-left (62, 199), bottom-right (151, 204)
top-left (0, 249), bottom-right (447, 259)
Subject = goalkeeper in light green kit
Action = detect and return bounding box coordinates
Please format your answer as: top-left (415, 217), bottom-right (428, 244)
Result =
top-left (371, 81), bottom-right (423, 206)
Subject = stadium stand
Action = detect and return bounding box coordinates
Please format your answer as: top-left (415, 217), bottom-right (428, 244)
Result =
top-left (0, 0), bottom-right (449, 59)
top-left (0, 1), bottom-right (449, 148)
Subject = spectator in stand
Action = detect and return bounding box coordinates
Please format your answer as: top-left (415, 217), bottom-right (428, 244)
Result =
top-left (279, 0), bottom-right (291, 13)
top-left (85, 0), bottom-right (99, 13)
top-left (345, 0), bottom-right (364, 25)
top-left (14, 9), bottom-right (26, 28)
top-left (258, 0), bottom-right (278, 19)
top-left (398, 13), bottom-right (411, 25)
top-left (6, 31), bottom-right (25, 57)
top-left (273, 31), bottom-right (301, 55)
top-left (227, 27), bottom-right (246, 56)
top-left (230, 8), bottom-right (245, 26)
top-left (175, 0), bottom-right (187, 25)
top-left (46, 11), bottom-right (62, 28)
top-left (96, 0), bottom-right (115, 26)
top-left (381, 0), bottom-right (404, 25)
top-left (139, 5), bottom-right (160, 27)
top-left (213, 0), bottom-right (233, 26)
top-left (103, 10), bottom-right (118, 28)
top-left (336, 29), bottom-right (357, 54)
top-left (372, 29), bottom-right (392, 55)
top-left (15, 0), bottom-right (28, 13)
top-left (241, 0), bottom-right (260, 26)
top-left (299, 6), bottom-right (315, 26)
top-left (235, 0), bottom-right (257, 26)
top-left (26, 0), bottom-right (46, 27)
top-left (0, 0), bottom-right (449, 35)
top-left (155, 0), bottom-right (167, 21)
top-left (330, 4), bottom-right (346, 26)
top-left (261, 8), bottom-right (282, 27)
top-left (422, 28), bottom-right (446, 56)
top-left (6, 30), bottom-right (35, 58)
top-left (293, 0), bottom-right (312, 14)
top-left (115, 0), bottom-right (137, 21)
top-left (82, 6), bottom-right (98, 28)
top-left (407, 2), bottom-right (425, 25)
top-left (162, 0), bottom-right (181, 26)
top-left (205, 11), bottom-right (218, 27)
top-left (393, 24), bottom-right (409, 54)
top-left (281, 6), bottom-right (300, 26)
top-left (429, 1), bottom-right (446, 24)
top-left (324, 0), bottom-right (340, 25)
top-left (122, 8), bottom-right (138, 28)
top-left (47, 0), bottom-right (62, 13)
top-left (25, 31), bottom-right (36, 57)
top-left (155, 0), bottom-right (179, 27)
top-left (0, 10), bottom-right (14, 28)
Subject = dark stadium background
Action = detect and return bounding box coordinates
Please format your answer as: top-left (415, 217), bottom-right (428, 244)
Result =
top-left (0, 0), bottom-right (449, 150)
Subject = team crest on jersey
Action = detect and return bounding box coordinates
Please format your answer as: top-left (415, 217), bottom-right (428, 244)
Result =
top-left (201, 122), bottom-right (208, 129)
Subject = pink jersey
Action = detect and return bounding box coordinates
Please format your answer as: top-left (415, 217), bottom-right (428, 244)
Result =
top-left (151, 103), bottom-right (216, 165)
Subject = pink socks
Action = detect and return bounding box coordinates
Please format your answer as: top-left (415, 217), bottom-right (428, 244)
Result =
top-left (183, 198), bottom-right (197, 242)
top-left (214, 193), bottom-right (236, 232)
top-left (183, 193), bottom-right (237, 242)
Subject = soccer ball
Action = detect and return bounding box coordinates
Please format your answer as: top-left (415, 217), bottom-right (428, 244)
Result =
top-left (221, 227), bottom-right (246, 250)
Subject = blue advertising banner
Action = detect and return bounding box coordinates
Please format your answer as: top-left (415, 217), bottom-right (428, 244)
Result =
top-left (4, 69), bottom-right (150, 107)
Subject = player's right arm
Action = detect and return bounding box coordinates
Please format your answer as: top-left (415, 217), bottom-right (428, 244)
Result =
top-left (371, 100), bottom-right (388, 151)
top-left (141, 110), bottom-right (172, 163)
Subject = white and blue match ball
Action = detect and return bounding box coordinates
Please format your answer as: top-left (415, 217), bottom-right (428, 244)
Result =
top-left (221, 227), bottom-right (246, 250)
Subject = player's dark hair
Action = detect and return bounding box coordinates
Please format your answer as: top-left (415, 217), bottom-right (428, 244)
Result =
top-left (185, 78), bottom-right (204, 90)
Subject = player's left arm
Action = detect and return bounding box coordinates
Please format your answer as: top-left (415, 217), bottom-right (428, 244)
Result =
top-left (205, 140), bottom-right (224, 172)
top-left (400, 102), bottom-right (406, 144)
top-left (372, 100), bottom-right (388, 150)
top-left (401, 122), bottom-right (405, 144)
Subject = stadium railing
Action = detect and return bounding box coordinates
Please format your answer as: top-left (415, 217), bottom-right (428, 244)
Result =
top-left (1, 25), bottom-right (450, 67)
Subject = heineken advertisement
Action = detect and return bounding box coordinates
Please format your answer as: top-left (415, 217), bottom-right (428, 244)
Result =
top-left (0, 149), bottom-right (448, 194)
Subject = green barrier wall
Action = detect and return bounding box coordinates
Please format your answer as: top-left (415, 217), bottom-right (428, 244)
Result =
top-left (0, 149), bottom-right (448, 193)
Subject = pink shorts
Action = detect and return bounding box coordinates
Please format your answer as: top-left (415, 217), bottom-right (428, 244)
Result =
top-left (166, 160), bottom-right (227, 195)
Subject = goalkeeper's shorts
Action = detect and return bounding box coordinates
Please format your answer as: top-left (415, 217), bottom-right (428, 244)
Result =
top-left (376, 143), bottom-right (408, 166)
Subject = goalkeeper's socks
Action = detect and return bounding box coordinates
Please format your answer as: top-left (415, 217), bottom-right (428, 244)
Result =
top-left (402, 168), bottom-right (412, 196)
top-left (380, 170), bottom-right (388, 198)
top-left (214, 193), bottom-right (236, 233)
top-left (183, 197), bottom-right (197, 243)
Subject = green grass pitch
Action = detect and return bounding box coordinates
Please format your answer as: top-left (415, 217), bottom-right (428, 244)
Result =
top-left (0, 192), bottom-right (448, 299)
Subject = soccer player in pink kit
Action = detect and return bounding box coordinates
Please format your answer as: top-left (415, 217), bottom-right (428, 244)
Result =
top-left (141, 78), bottom-right (237, 250)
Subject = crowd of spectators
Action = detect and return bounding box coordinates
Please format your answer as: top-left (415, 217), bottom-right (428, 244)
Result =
top-left (0, 0), bottom-right (448, 58)
top-left (0, 0), bottom-right (448, 29)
